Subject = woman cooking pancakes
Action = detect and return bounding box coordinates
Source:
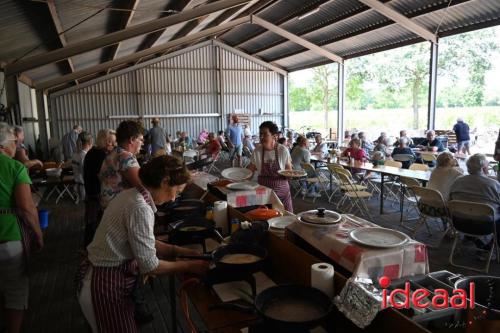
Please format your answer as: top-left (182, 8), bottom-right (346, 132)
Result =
top-left (247, 121), bottom-right (293, 212)
top-left (77, 155), bottom-right (208, 333)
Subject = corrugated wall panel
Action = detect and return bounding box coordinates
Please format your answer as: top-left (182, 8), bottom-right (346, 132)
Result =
top-left (49, 44), bottom-right (285, 140)
top-left (220, 47), bottom-right (284, 134)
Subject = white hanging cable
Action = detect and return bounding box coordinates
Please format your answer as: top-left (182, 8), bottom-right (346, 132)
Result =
top-left (434, 0), bottom-right (454, 36)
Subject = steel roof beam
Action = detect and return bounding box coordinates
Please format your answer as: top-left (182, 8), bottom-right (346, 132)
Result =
top-left (263, 0), bottom-right (469, 64)
top-left (106, 0), bottom-right (141, 74)
top-left (5, 0), bottom-right (250, 76)
top-left (46, 0), bottom-right (78, 84)
top-left (35, 16), bottom-right (251, 90)
top-left (358, 0), bottom-right (437, 43)
top-left (251, 16), bottom-right (343, 64)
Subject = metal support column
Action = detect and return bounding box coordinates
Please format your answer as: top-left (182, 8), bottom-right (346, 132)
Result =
top-left (283, 73), bottom-right (289, 129)
top-left (5, 75), bottom-right (20, 125)
top-left (35, 90), bottom-right (49, 159)
top-left (427, 41), bottom-right (438, 130)
top-left (337, 63), bottom-right (345, 144)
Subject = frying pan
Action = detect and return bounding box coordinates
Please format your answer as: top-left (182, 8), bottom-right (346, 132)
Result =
top-left (255, 285), bottom-right (333, 330)
top-left (169, 218), bottom-right (224, 243)
top-left (177, 243), bottom-right (267, 274)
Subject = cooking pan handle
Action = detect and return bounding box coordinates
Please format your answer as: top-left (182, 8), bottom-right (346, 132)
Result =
top-left (209, 302), bottom-right (255, 313)
top-left (176, 254), bottom-right (213, 261)
top-left (212, 229), bottom-right (224, 243)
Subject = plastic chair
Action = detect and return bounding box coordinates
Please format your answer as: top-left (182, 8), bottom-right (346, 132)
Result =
top-left (398, 177), bottom-right (421, 225)
top-left (448, 200), bottom-right (499, 273)
top-left (409, 186), bottom-right (450, 244)
top-left (384, 160), bottom-right (403, 168)
top-left (409, 163), bottom-right (429, 171)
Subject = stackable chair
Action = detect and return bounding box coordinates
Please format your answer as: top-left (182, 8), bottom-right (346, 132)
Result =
top-left (300, 163), bottom-right (332, 203)
top-left (409, 186), bottom-right (450, 245)
top-left (448, 200), bottom-right (499, 273)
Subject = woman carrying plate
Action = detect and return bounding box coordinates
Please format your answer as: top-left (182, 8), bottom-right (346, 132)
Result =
top-left (247, 121), bottom-right (293, 212)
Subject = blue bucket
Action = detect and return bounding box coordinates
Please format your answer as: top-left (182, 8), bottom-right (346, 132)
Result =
top-left (38, 210), bottom-right (49, 229)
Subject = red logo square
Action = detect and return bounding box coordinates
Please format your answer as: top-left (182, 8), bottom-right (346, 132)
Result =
top-left (341, 245), bottom-right (363, 262)
top-left (414, 244), bottom-right (427, 262)
top-left (383, 264), bottom-right (400, 279)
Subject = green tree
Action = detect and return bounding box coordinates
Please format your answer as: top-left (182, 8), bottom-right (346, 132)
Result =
top-left (310, 64), bottom-right (338, 129)
top-left (288, 80), bottom-right (311, 111)
top-left (438, 29), bottom-right (498, 106)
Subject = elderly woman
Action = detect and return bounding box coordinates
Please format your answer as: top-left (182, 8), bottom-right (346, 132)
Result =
top-left (99, 121), bottom-right (143, 209)
top-left (427, 152), bottom-right (463, 200)
top-left (83, 129), bottom-right (116, 246)
top-left (0, 123), bottom-right (43, 333)
top-left (248, 121), bottom-right (293, 212)
top-left (291, 136), bottom-right (320, 198)
top-left (311, 134), bottom-right (329, 157)
top-left (12, 126), bottom-right (43, 169)
top-left (78, 155), bottom-right (208, 333)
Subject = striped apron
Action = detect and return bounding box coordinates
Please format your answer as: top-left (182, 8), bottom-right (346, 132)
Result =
top-left (0, 207), bottom-right (36, 268)
top-left (76, 187), bottom-right (152, 333)
top-left (257, 145), bottom-right (293, 212)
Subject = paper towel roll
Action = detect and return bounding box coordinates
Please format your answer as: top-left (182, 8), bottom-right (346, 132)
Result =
top-left (311, 263), bottom-right (334, 298)
top-left (213, 201), bottom-right (228, 235)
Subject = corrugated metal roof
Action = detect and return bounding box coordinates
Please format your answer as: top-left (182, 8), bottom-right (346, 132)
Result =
top-left (1, 0), bottom-right (499, 87)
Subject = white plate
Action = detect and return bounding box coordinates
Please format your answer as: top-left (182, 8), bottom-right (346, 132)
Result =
top-left (278, 170), bottom-right (307, 178)
top-left (349, 227), bottom-right (409, 248)
top-left (226, 181), bottom-right (260, 191)
top-left (221, 167), bottom-right (253, 181)
top-left (268, 216), bottom-right (298, 230)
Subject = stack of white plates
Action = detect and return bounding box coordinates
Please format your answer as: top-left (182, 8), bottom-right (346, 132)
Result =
top-left (267, 216), bottom-right (298, 238)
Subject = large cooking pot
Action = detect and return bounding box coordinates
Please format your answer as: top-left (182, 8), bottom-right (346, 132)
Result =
top-left (245, 206), bottom-right (281, 221)
top-left (455, 276), bottom-right (500, 319)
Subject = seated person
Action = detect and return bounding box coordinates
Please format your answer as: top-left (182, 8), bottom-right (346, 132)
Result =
top-left (13, 125), bottom-right (43, 169)
top-left (428, 152), bottom-right (463, 200)
top-left (395, 130), bottom-right (414, 147)
top-left (450, 153), bottom-right (500, 249)
top-left (278, 137), bottom-right (287, 146)
top-left (291, 136), bottom-right (320, 198)
top-left (243, 134), bottom-right (255, 153)
top-left (358, 131), bottom-right (374, 154)
top-left (199, 132), bottom-right (221, 159)
top-left (177, 131), bottom-right (194, 150)
top-left (197, 129), bottom-right (209, 145)
top-left (417, 130), bottom-right (445, 152)
top-left (373, 135), bottom-right (390, 157)
top-left (311, 134), bottom-right (328, 157)
top-left (391, 137), bottom-right (416, 169)
top-left (342, 138), bottom-right (367, 162)
top-left (285, 131), bottom-right (294, 149)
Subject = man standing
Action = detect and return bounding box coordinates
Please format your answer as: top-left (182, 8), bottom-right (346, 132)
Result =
top-left (148, 118), bottom-right (166, 155)
top-left (226, 114), bottom-right (244, 167)
top-left (453, 117), bottom-right (471, 155)
top-left (61, 124), bottom-right (82, 161)
top-left (72, 132), bottom-right (93, 203)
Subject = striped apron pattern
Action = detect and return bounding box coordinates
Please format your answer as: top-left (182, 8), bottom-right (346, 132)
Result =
top-left (0, 207), bottom-right (35, 268)
top-left (257, 145), bottom-right (293, 212)
top-left (76, 186), bottom-right (153, 332)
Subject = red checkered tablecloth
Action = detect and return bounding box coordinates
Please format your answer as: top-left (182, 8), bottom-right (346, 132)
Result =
top-left (286, 214), bottom-right (429, 280)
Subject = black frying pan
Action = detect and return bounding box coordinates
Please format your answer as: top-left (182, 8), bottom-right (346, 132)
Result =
top-left (255, 285), bottom-right (333, 330)
top-left (169, 218), bottom-right (223, 242)
top-left (177, 243), bottom-right (267, 274)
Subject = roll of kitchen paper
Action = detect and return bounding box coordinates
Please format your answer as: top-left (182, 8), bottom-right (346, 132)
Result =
top-left (311, 263), bottom-right (334, 298)
top-left (213, 200), bottom-right (228, 235)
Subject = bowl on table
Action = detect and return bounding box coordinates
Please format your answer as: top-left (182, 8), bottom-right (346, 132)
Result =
top-left (45, 168), bottom-right (62, 178)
